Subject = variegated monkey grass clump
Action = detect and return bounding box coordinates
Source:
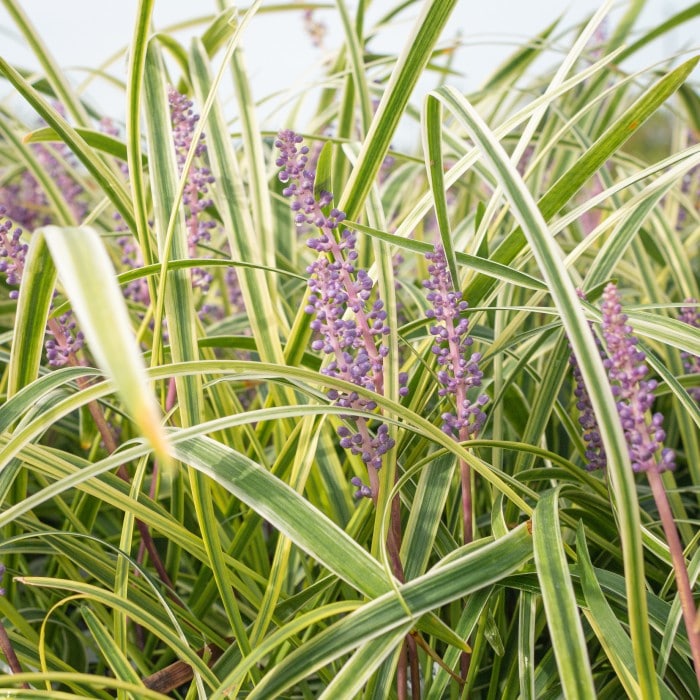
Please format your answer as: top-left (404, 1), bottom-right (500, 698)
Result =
top-left (277, 129), bottom-right (700, 683)
top-left (1, 2), bottom-right (700, 697)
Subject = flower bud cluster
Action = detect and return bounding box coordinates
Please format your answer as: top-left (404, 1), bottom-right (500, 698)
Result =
top-left (570, 283), bottom-right (674, 473)
top-left (0, 210), bottom-right (28, 299)
top-left (423, 245), bottom-right (487, 439)
top-left (168, 87), bottom-right (216, 294)
top-left (601, 283), bottom-right (675, 472)
top-left (45, 311), bottom-right (85, 367)
top-left (33, 142), bottom-right (87, 224)
top-left (118, 234), bottom-right (151, 306)
top-left (276, 130), bottom-right (347, 233)
top-left (0, 105), bottom-right (85, 229)
top-left (0, 207), bottom-right (84, 366)
top-left (276, 129), bottom-right (403, 493)
top-left (0, 171), bottom-right (51, 231)
top-left (305, 228), bottom-right (390, 397)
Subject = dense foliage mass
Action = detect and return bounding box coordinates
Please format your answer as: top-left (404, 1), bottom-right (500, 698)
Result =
top-left (0, 1), bottom-right (698, 698)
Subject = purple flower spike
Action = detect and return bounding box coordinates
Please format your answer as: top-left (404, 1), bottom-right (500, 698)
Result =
top-left (568, 290), bottom-right (608, 471)
top-left (168, 87), bottom-right (217, 297)
top-left (678, 299), bottom-right (700, 402)
top-left (0, 208), bottom-right (86, 368)
top-left (600, 283), bottom-right (674, 472)
top-left (276, 130), bottom-right (401, 492)
top-left (569, 347), bottom-right (608, 471)
top-left (423, 244), bottom-right (487, 439)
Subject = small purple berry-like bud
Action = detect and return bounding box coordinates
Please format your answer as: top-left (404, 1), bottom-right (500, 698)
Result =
top-left (350, 476), bottom-right (373, 499)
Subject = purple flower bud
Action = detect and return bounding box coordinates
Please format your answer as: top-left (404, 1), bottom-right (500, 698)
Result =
top-left (350, 476), bottom-right (372, 499)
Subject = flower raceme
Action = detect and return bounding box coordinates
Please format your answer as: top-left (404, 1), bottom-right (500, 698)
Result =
top-left (600, 283), bottom-right (675, 472)
top-left (570, 283), bottom-right (674, 473)
top-left (423, 245), bottom-right (487, 440)
top-left (168, 87), bottom-right (216, 295)
top-left (568, 292), bottom-right (607, 471)
top-left (275, 130), bottom-right (404, 497)
top-left (0, 206), bottom-right (84, 366)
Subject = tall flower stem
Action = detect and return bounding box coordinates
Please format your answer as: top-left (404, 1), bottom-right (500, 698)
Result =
top-left (276, 130), bottom-right (415, 695)
top-left (422, 244), bottom-right (488, 682)
top-left (423, 245), bottom-right (487, 544)
top-left (646, 467), bottom-right (700, 683)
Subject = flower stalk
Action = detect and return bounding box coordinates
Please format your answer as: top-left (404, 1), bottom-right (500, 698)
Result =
top-left (275, 130), bottom-right (401, 502)
top-left (423, 244), bottom-right (487, 544)
top-left (276, 129), bottom-right (417, 696)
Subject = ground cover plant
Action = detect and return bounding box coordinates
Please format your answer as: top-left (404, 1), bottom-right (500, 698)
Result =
top-left (0, 0), bottom-right (698, 697)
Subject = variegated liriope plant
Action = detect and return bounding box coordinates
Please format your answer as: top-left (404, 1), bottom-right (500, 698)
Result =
top-left (0, 1), bottom-right (698, 698)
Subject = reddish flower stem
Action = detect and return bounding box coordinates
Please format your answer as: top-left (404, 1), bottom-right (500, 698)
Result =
top-left (646, 467), bottom-right (700, 684)
top-left (0, 620), bottom-right (29, 689)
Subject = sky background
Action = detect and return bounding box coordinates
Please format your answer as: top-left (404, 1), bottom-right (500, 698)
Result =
top-left (0, 0), bottom-right (697, 144)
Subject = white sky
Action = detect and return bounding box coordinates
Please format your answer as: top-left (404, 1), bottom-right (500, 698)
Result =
top-left (0, 0), bottom-right (697, 140)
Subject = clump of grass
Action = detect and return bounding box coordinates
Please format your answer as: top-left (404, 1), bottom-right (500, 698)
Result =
top-left (0, 1), bottom-right (698, 698)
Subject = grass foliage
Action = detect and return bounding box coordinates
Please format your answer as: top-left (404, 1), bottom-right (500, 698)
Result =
top-left (0, 0), bottom-right (698, 697)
